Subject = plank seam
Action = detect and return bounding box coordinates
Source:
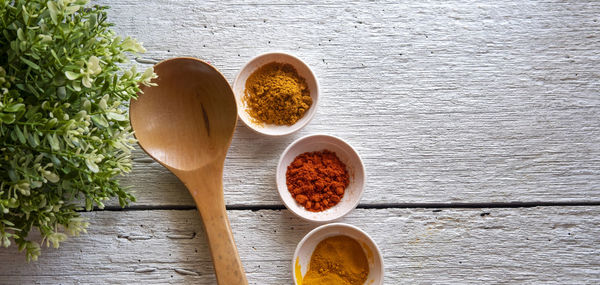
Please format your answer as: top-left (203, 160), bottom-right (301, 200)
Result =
top-left (88, 201), bottom-right (600, 212)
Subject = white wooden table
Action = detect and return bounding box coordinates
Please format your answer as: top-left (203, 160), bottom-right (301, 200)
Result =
top-left (2, 1), bottom-right (600, 284)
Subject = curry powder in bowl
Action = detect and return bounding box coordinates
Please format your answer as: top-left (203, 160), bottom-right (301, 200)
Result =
top-left (244, 62), bottom-right (312, 126)
top-left (233, 52), bottom-right (320, 136)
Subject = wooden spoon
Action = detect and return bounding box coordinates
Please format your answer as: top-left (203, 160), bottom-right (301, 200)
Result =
top-left (130, 57), bottom-right (247, 284)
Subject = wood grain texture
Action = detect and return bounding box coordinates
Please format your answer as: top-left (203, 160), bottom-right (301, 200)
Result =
top-left (4, 2), bottom-right (600, 283)
top-left (94, 0), bottom-right (600, 207)
top-left (1, 207), bottom-right (599, 284)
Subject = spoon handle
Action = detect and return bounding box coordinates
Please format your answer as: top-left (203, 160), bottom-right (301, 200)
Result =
top-left (187, 175), bottom-right (248, 285)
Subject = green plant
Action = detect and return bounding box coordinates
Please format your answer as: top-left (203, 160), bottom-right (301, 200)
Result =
top-left (0, 0), bottom-right (156, 261)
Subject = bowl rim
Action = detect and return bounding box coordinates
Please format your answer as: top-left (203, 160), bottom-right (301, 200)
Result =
top-left (276, 133), bottom-right (366, 222)
top-left (232, 51), bottom-right (320, 136)
top-left (291, 222), bottom-right (385, 285)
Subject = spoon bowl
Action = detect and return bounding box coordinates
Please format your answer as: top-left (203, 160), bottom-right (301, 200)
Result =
top-left (131, 58), bottom-right (236, 170)
top-left (130, 57), bottom-right (247, 284)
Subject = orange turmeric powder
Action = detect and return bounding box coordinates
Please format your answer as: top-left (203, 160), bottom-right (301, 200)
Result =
top-left (243, 62), bottom-right (312, 125)
top-left (302, 235), bottom-right (369, 285)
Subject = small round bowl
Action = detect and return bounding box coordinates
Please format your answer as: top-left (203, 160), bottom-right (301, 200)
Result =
top-left (276, 134), bottom-right (365, 222)
top-left (292, 223), bottom-right (384, 285)
top-left (232, 52), bottom-right (319, 136)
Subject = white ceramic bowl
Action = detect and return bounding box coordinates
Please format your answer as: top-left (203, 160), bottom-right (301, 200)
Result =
top-left (232, 52), bottom-right (319, 136)
top-left (292, 223), bottom-right (384, 285)
top-left (276, 134), bottom-right (365, 222)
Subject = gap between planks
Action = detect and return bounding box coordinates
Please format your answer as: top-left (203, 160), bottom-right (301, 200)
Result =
top-left (90, 201), bottom-right (600, 212)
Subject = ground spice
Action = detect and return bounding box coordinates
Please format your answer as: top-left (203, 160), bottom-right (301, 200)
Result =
top-left (243, 62), bottom-right (312, 125)
top-left (286, 150), bottom-right (349, 212)
top-left (302, 235), bottom-right (369, 285)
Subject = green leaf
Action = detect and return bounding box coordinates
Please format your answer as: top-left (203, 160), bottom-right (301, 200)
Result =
top-left (44, 172), bottom-right (60, 183)
top-left (4, 103), bottom-right (25, 112)
top-left (106, 112), bottom-right (127, 121)
top-left (31, 181), bottom-right (43, 189)
top-left (72, 80), bottom-right (81, 91)
top-left (47, 2), bottom-right (59, 25)
top-left (85, 158), bottom-right (99, 173)
top-left (21, 5), bottom-right (29, 23)
top-left (9, 39), bottom-right (18, 54)
top-left (28, 52), bottom-right (41, 60)
top-left (17, 28), bottom-right (25, 41)
top-left (65, 5), bottom-right (80, 15)
top-left (14, 126), bottom-right (26, 144)
top-left (65, 71), bottom-right (80, 80)
top-left (38, 34), bottom-right (52, 43)
top-left (87, 13), bottom-right (97, 27)
top-left (19, 41), bottom-right (27, 52)
top-left (46, 117), bottom-right (58, 128)
top-left (7, 169), bottom-right (18, 182)
top-left (98, 97), bottom-right (107, 110)
top-left (48, 154), bottom-right (61, 167)
top-left (57, 86), bottom-right (67, 100)
top-left (50, 49), bottom-right (60, 63)
top-left (27, 132), bottom-right (40, 148)
top-left (20, 57), bottom-right (40, 70)
top-left (91, 114), bottom-right (109, 128)
top-left (82, 99), bottom-right (91, 112)
top-left (85, 198), bottom-right (93, 211)
top-left (0, 113), bottom-right (16, 124)
top-left (48, 133), bottom-right (60, 151)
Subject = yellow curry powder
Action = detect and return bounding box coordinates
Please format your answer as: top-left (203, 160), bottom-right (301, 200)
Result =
top-left (243, 62), bottom-right (312, 125)
top-left (302, 235), bottom-right (369, 285)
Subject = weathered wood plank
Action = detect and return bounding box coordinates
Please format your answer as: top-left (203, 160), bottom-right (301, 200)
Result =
top-left (95, 0), bottom-right (600, 206)
top-left (0, 207), bottom-right (599, 284)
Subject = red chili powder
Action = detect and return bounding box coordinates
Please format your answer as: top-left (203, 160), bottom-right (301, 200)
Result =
top-left (285, 150), bottom-right (349, 212)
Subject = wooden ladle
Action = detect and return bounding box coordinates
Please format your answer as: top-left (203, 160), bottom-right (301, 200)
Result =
top-left (130, 57), bottom-right (247, 284)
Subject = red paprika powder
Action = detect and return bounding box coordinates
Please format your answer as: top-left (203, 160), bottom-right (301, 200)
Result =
top-left (286, 150), bottom-right (349, 212)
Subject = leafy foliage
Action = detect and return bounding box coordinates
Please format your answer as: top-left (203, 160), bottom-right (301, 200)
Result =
top-left (0, 0), bottom-right (156, 261)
